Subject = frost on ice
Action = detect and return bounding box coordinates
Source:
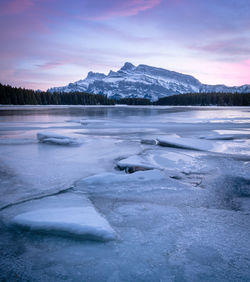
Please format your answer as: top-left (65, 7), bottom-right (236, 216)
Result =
top-left (37, 131), bottom-right (81, 145)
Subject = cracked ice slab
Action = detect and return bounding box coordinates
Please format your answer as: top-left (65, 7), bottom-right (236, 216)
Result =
top-left (157, 136), bottom-right (214, 151)
top-left (10, 193), bottom-right (116, 241)
top-left (12, 207), bottom-right (116, 241)
top-left (37, 131), bottom-right (81, 145)
top-left (116, 155), bottom-right (155, 171)
top-left (79, 169), bottom-right (167, 185)
top-left (200, 133), bottom-right (250, 140)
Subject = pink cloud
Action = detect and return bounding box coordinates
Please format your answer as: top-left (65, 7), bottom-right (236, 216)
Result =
top-left (112, 0), bottom-right (161, 16)
top-left (191, 39), bottom-right (250, 56)
top-left (188, 37), bottom-right (250, 68)
top-left (36, 61), bottom-right (67, 70)
top-left (3, 0), bottom-right (34, 14)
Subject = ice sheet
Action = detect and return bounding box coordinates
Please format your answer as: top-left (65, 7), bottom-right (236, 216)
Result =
top-left (0, 106), bottom-right (250, 281)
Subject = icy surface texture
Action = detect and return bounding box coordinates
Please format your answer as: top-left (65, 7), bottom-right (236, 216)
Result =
top-left (0, 106), bottom-right (250, 281)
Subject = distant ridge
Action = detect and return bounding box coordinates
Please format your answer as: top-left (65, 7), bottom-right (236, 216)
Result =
top-left (48, 62), bottom-right (250, 101)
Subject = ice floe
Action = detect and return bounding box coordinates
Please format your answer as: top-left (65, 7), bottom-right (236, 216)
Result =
top-left (12, 206), bottom-right (116, 241)
top-left (79, 169), bottom-right (166, 185)
top-left (116, 155), bottom-right (155, 172)
top-left (10, 193), bottom-right (116, 241)
top-left (157, 136), bottom-right (213, 151)
top-left (200, 133), bottom-right (250, 140)
top-left (37, 131), bottom-right (81, 145)
top-left (76, 168), bottom-right (197, 199)
top-left (144, 150), bottom-right (208, 176)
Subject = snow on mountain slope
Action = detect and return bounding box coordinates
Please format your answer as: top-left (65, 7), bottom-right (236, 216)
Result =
top-left (48, 62), bottom-right (250, 101)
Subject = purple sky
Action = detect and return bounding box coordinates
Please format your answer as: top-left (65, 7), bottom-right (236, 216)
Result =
top-left (1, 0), bottom-right (250, 90)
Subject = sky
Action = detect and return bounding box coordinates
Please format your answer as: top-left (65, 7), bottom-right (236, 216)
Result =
top-left (0, 0), bottom-right (250, 90)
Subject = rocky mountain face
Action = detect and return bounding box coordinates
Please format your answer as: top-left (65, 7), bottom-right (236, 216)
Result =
top-left (48, 62), bottom-right (250, 101)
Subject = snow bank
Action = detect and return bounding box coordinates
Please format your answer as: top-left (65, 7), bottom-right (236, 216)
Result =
top-left (79, 169), bottom-right (166, 185)
top-left (37, 132), bottom-right (81, 145)
top-left (157, 136), bottom-right (213, 151)
top-left (12, 206), bottom-right (116, 241)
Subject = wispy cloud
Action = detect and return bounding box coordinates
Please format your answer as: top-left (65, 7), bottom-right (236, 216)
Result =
top-left (83, 0), bottom-right (162, 20)
top-left (190, 38), bottom-right (250, 60)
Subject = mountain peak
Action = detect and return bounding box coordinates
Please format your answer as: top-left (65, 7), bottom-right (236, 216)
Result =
top-left (86, 71), bottom-right (106, 80)
top-left (120, 62), bottom-right (135, 72)
top-left (48, 62), bottom-right (250, 101)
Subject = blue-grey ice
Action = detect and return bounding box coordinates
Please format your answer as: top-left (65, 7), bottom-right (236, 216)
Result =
top-left (0, 106), bottom-right (249, 281)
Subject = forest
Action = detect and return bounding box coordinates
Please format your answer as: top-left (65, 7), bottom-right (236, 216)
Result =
top-left (0, 83), bottom-right (249, 106)
top-left (155, 92), bottom-right (250, 106)
top-left (0, 84), bottom-right (114, 105)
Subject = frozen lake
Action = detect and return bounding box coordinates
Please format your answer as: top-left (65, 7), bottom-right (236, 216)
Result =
top-left (0, 105), bottom-right (250, 281)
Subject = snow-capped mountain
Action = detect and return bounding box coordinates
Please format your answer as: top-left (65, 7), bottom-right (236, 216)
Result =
top-left (48, 62), bottom-right (250, 101)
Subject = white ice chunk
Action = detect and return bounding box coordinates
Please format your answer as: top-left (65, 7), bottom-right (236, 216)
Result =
top-left (116, 155), bottom-right (155, 170)
top-left (157, 136), bottom-right (213, 151)
top-left (12, 206), bottom-right (116, 241)
top-left (80, 169), bottom-right (166, 185)
top-left (37, 131), bottom-right (81, 145)
top-left (200, 133), bottom-right (250, 141)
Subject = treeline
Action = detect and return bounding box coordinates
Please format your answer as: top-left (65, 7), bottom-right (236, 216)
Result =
top-left (117, 97), bottom-right (151, 105)
top-left (0, 83), bottom-right (249, 106)
top-left (155, 92), bottom-right (250, 106)
top-left (0, 84), bottom-right (114, 105)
